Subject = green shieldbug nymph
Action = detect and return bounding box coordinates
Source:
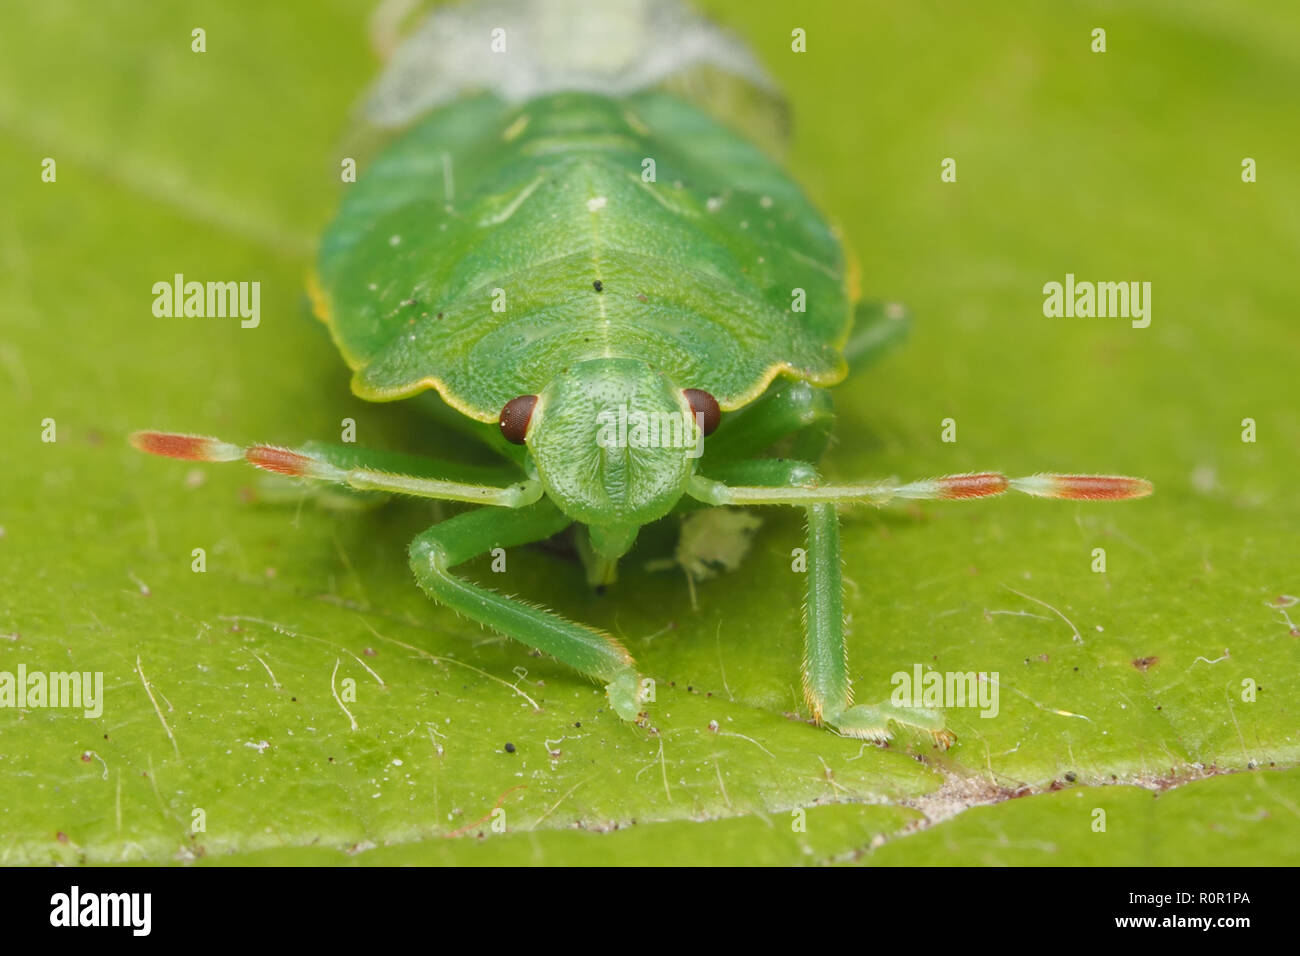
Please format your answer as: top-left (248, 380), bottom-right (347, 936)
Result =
top-left (132, 0), bottom-right (1151, 746)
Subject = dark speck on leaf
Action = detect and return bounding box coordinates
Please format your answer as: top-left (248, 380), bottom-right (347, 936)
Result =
top-left (636, 293), bottom-right (647, 302)
top-left (593, 280), bottom-right (603, 292)
top-left (594, 584), bottom-right (606, 596)
top-left (504, 742), bottom-right (516, 754)
top-left (1133, 656), bottom-right (1159, 671)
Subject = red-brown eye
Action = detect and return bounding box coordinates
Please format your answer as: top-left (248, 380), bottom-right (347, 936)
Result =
top-left (683, 388), bottom-right (720, 436)
top-left (499, 395), bottom-right (538, 444)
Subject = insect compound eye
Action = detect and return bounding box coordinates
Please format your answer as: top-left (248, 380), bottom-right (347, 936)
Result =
top-left (683, 388), bottom-right (721, 437)
top-left (499, 395), bottom-right (538, 445)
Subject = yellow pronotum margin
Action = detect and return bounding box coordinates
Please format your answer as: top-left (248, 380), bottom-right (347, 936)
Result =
top-left (305, 265), bottom-right (855, 422)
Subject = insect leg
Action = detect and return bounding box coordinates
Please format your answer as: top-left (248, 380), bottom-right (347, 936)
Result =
top-left (131, 431), bottom-right (538, 506)
top-left (699, 456), bottom-right (819, 490)
top-left (408, 502), bottom-right (644, 721)
top-left (667, 457), bottom-right (855, 727)
top-left (689, 460), bottom-right (952, 744)
top-left (689, 465), bottom-right (1150, 745)
top-left (703, 381), bottom-right (835, 464)
top-left (800, 503), bottom-right (953, 744)
top-left (843, 300), bottom-right (911, 373)
top-left (802, 502), bottom-right (850, 724)
top-left (699, 300), bottom-right (906, 464)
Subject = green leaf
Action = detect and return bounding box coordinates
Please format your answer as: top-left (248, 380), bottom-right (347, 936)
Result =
top-left (864, 768), bottom-right (1300, 867)
top-left (0, 0), bottom-right (1296, 865)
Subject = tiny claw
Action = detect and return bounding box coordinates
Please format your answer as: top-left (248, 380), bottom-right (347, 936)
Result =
top-left (604, 671), bottom-right (642, 722)
top-left (932, 729), bottom-right (957, 750)
top-left (130, 431), bottom-right (242, 462)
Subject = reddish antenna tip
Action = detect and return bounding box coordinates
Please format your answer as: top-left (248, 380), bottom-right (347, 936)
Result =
top-left (130, 431), bottom-right (239, 462)
top-left (1053, 475), bottom-right (1154, 500)
top-left (1011, 474), bottom-right (1154, 500)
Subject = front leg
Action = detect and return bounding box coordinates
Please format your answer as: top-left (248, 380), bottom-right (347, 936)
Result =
top-left (692, 466), bottom-right (1152, 745)
top-left (408, 503), bottom-right (644, 721)
top-left (703, 380), bottom-right (835, 465)
top-left (695, 458), bottom-right (952, 745)
top-left (803, 501), bottom-right (952, 746)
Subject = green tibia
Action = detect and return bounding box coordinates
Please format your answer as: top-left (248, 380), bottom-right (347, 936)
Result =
top-left (687, 456), bottom-right (954, 747)
top-left (806, 503), bottom-right (951, 744)
top-left (408, 500), bottom-right (643, 720)
top-left (704, 380), bottom-right (835, 463)
top-left (528, 358), bottom-right (699, 527)
top-left (803, 502), bottom-right (850, 722)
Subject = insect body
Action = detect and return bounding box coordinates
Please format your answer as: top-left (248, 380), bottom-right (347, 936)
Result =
top-left (133, 0), bottom-right (1151, 745)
